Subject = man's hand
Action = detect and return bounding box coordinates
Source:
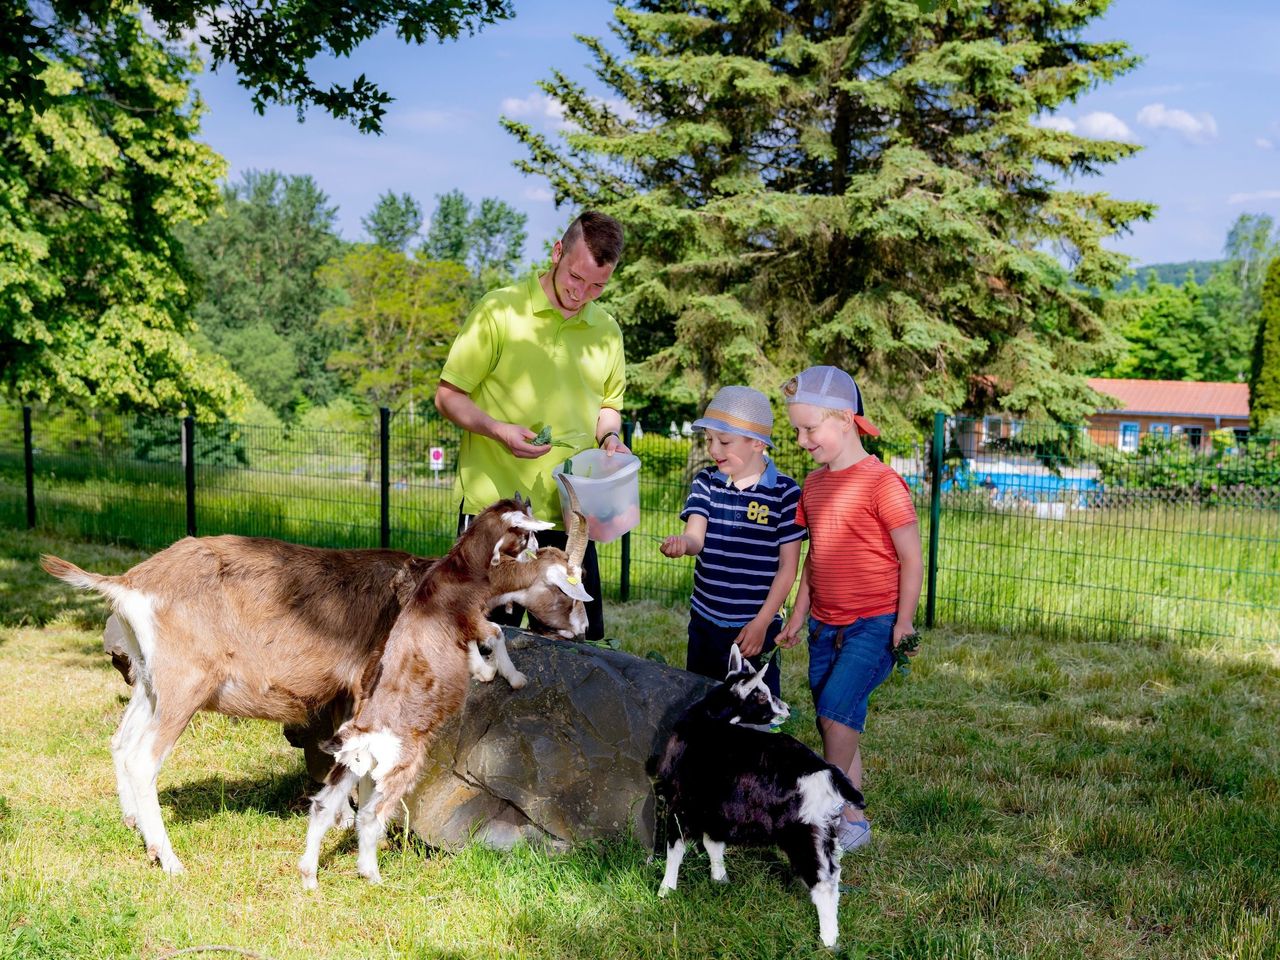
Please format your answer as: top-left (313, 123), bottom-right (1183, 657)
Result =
top-left (660, 535), bottom-right (690, 558)
top-left (494, 422), bottom-right (552, 459)
top-left (733, 619), bottom-right (768, 658)
top-left (599, 433), bottom-right (630, 457)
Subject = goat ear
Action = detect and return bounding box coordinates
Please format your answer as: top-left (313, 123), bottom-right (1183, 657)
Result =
top-left (548, 564), bottom-right (593, 602)
top-left (727, 644), bottom-right (745, 677)
top-left (500, 510), bottom-right (555, 533)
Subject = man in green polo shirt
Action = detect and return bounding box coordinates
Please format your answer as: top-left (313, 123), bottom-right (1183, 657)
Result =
top-left (434, 211), bottom-right (628, 642)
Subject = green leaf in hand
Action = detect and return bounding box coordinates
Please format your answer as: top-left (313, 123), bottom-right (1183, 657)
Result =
top-left (892, 631), bottom-right (922, 676)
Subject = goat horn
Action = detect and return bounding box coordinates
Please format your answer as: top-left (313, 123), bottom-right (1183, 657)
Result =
top-left (559, 474), bottom-right (589, 567)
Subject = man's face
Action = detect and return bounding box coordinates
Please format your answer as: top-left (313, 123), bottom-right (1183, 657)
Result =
top-left (549, 239), bottom-right (615, 315)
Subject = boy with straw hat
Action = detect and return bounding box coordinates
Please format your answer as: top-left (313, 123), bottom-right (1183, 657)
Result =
top-left (661, 386), bottom-right (805, 696)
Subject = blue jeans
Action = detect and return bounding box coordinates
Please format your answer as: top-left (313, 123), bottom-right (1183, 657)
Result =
top-left (807, 614), bottom-right (896, 732)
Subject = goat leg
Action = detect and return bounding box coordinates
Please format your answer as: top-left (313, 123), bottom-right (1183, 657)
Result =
top-left (702, 835), bottom-right (729, 883)
top-left (487, 625), bottom-right (527, 689)
top-left (657, 837), bottom-right (686, 897)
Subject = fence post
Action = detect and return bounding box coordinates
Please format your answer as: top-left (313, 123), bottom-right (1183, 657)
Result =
top-left (926, 411), bottom-right (944, 629)
top-left (182, 416), bottom-right (196, 537)
top-left (22, 406), bottom-right (35, 529)
top-left (379, 407), bottom-right (390, 549)
top-left (619, 419), bottom-right (634, 602)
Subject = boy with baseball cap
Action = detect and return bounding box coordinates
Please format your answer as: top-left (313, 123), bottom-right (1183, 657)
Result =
top-left (661, 385), bottom-right (806, 696)
top-left (777, 365), bottom-right (923, 851)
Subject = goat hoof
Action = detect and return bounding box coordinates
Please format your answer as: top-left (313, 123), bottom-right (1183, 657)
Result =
top-left (658, 885), bottom-right (673, 899)
top-left (122, 814), bottom-right (137, 831)
top-left (711, 874), bottom-right (729, 885)
top-left (159, 856), bottom-right (185, 876)
top-left (300, 873), bottom-right (317, 891)
top-left (508, 672), bottom-right (528, 690)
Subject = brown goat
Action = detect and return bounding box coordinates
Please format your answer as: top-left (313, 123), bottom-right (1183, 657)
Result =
top-left (39, 494), bottom-right (574, 875)
top-left (297, 479), bottom-right (594, 889)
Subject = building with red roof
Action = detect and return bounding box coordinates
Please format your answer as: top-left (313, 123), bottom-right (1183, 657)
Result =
top-left (1085, 378), bottom-right (1250, 451)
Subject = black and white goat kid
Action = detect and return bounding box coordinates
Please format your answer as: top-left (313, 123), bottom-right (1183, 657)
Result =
top-left (648, 646), bottom-right (864, 949)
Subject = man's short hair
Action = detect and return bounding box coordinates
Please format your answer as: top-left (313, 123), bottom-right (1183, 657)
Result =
top-left (563, 211), bottom-right (625, 266)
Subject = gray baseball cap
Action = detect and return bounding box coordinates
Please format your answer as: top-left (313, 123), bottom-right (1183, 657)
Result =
top-left (691, 385), bottom-right (774, 447)
top-left (781, 365), bottom-right (880, 437)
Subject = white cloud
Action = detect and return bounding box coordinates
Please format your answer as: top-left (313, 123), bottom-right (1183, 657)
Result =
top-left (1076, 112), bottom-right (1137, 142)
top-left (1258, 138), bottom-right (1275, 150)
top-left (1136, 103), bottom-right (1218, 144)
top-left (1032, 115), bottom-right (1076, 133)
top-left (501, 92), bottom-right (571, 130)
top-left (1031, 111), bottom-right (1135, 141)
top-left (1227, 189), bottom-right (1280, 205)
top-left (523, 186), bottom-right (554, 203)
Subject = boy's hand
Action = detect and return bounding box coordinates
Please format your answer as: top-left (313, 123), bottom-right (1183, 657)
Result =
top-left (660, 535), bottom-right (689, 558)
top-left (734, 619), bottom-right (768, 658)
top-left (777, 618), bottom-right (804, 649)
top-left (892, 620), bottom-right (918, 652)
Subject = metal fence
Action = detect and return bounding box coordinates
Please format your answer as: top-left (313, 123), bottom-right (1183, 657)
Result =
top-left (2, 405), bottom-right (1276, 644)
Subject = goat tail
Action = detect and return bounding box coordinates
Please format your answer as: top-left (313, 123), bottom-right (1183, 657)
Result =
top-left (40, 555), bottom-right (126, 600)
top-left (831, 766), bottom-right (865, 811)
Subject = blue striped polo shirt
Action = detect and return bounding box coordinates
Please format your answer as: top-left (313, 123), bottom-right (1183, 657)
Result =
top-left (681, 458), bottom-right (806, 627)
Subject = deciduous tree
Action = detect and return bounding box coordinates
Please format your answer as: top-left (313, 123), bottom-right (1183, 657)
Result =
top-left (320, 247), bottom-right (472, 417)
top-left (363, 191), bottom-right (424, 251)
top-left (4, 1), bottom-right (514, 133)
top-left (0, 11), bottom-right (247, 417)
top-left (180, 170), bottom-right (343, 418)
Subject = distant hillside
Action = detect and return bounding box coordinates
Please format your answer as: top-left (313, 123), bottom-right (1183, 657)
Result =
top-left (1115, 259), bottom-right (1222, 292)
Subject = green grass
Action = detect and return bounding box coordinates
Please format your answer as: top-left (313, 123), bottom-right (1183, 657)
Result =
top-left (1, 528), bottom-right (1277, 959)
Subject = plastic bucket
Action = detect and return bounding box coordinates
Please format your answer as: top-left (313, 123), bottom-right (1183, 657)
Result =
top-left (551, 449), bottom-right (642, 543)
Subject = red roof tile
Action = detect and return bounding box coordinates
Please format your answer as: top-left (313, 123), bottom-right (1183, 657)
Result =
top-left (1087, 378), bottom-right (1250, 417)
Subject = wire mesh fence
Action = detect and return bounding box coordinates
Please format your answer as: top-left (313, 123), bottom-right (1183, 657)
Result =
top-left (2, 405), bottom-right (1276, 644)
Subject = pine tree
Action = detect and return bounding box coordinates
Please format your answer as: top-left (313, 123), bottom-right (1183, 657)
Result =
top-left (503, 0), bottom-right (1154, 438)
top-left (1251, 257), bottom-right (1280, 433)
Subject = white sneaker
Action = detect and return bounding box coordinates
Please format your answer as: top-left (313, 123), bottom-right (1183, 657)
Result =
top-left (837, 819), bottom-right (871, 851)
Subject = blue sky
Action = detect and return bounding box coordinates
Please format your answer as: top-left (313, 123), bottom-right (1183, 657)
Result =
top-left (190, 0), bottom-right (1280, 269)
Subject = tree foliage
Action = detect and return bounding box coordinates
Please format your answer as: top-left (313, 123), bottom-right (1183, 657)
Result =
top-left (363, 190), bottom-right (423, 251)
top-left (1103, 214), bottom-right (1277, 385)
top-left (1251, 257), bottom-right (1280, 432)
top-left (4, 1), bottom-right (514, 133)
top-left (421, 189), bottom-right (529, 282)
top-left (0, 10), bottom-right (247, 418)
top-left (504, 0), bottom-right (1154, 438)
top-left (180, 170), bottom-right (343, 418)
top-left (319, 247), bottom-right (472, 416)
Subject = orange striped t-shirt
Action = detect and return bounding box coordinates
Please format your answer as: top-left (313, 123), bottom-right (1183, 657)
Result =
top-left (795, 455), bottom-right (918, 624)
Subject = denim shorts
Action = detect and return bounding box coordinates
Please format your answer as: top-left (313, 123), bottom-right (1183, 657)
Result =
top-left (807, 614), bottom-right (896, 732)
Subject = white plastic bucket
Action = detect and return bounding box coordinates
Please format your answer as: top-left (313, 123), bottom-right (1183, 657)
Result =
top-left (551, 449), bottom-right (642, 543)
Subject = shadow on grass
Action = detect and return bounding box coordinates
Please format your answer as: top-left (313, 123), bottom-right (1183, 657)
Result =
top-left (164, 766), bottom-right (315, 824)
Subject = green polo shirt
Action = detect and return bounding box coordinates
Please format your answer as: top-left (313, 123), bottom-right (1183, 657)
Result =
top-left (440, 272), bottom-right (626, 527)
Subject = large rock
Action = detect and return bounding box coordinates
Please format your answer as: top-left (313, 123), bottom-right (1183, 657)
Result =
top-left (287, 628), bottom-right (714, 852)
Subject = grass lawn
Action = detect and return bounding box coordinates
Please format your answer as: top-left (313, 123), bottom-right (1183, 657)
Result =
top-left (1, 528), bottom-right (1277, 959)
